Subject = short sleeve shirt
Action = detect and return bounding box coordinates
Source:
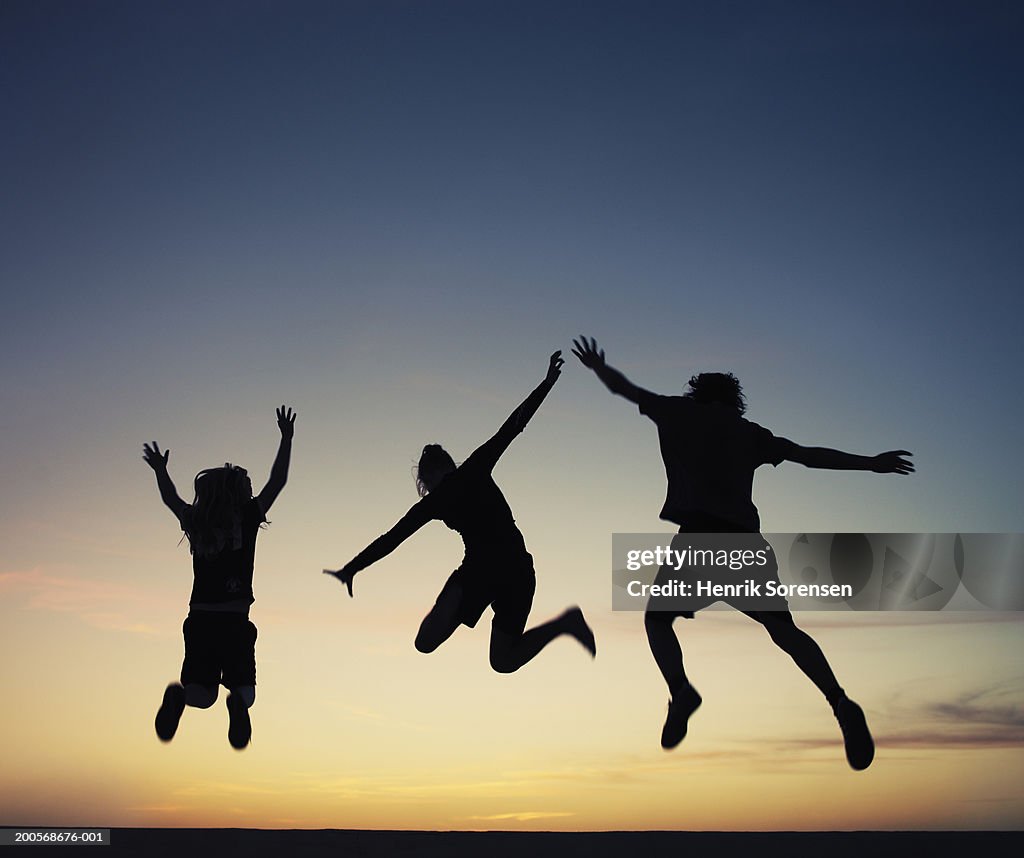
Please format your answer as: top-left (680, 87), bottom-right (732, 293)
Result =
top-left (418, 456), bottom-right (526, 556)
top-left (179, 498), bottom-right (266, 607)
top-left (638, 392), bottom-right (787, 531)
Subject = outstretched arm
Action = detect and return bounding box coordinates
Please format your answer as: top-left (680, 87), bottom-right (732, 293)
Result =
top-left (257, 406), bottom-right (296, 513)
top-left (323, 501), bottom-right (432, 596)
top-left (469, 350), bottom-right (564, 470)
top-left (571, 336), bottom-right (649, 404)
top-left (142, 442), bottom-right (187, 519)
top-left (781, 442), bottom-right (915, 474)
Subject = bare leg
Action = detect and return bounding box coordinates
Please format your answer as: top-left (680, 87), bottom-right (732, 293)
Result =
top-left (645, 610), bottom-right (702, 749)
top-left (644, 611), bottom-right (690, 694)
top-left (156, 673), bottom-right (218, 743)
top-left (755, 612), bottom-right (842, 701)
top-left (415, 583), bottom-right (464, 653)
top-left (489, 607), bottom-right (595, 674)
top-left (755, 611), bottom-right (873, 769)
top-left (185, 683), bottom-right (218, 708)
top-left (231, 685), bottom-right (256, 708)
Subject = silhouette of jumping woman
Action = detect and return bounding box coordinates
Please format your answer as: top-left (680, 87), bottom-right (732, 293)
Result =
top-left (324, 351), bottom-right (596, 674)
top-left (144, 406), bottom-right (295, 750)
top-left (573, 336), bottom-right (914, 770)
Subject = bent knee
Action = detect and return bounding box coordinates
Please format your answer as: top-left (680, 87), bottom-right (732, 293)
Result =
top-left (415, 633), bottom-right (439, 654)
top-left (231, 685), bottom-right (256, 708)
top-left (489, 652), bottom-right (519, 674)
top-left (184, 683), bottom-right (218, 709)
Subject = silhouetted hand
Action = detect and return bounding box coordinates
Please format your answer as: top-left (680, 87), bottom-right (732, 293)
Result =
top-left (571, 336), bottom-right (605, 369)
top-left (323, 565), bottom-right (356, 597)
top-left (277, 405), bottom-right (296, 440)
top-left (872, 450), bottom-right (915, 475)
top-left (143, 442), bottom-right (170, 471)
top-left (545, 350), bottom-right (564, 384)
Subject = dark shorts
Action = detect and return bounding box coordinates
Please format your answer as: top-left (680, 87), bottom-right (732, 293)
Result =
top-left (646, 522), bottom-right (790, 620)
top-left (180, 611), bottom-right (257, 689)
top-left (438, 551), bottom-right (537, 636)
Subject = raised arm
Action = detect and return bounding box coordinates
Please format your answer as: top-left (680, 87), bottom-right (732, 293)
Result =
top-left (468, 350), bottom-right (564, 471)
top-left (323, 500), bottom-right (433, 596)
top-left (780, 441), bottom-right (915, 474)
top-left (572, 336), bottom-right (649, 404)
top-left (256, 405), bottom-right (296, 513)
top-left (142, 442), bottom-right (187, 519)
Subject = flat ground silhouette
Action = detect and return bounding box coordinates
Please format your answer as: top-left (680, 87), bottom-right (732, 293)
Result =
top-left (10, 829), bottom-right (1018, 857)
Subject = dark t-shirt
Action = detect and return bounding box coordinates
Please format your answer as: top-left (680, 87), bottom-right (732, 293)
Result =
top-left (418, 451), bottom-right (527, 557)
top-left (638, 392), bottom-right (788, 531)
top-left (178, 498), bottom-right (266, 608)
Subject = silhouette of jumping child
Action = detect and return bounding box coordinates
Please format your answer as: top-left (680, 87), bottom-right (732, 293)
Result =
top-left (324, 351), bottom-right (596, 674)
top-left (143, 406), bottom-right (295, 750)
top-left (573, 336), bottom-right (914, 770)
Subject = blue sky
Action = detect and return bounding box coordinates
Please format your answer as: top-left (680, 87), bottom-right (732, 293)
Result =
top-left (4, 3), bottom-right (1022, 537)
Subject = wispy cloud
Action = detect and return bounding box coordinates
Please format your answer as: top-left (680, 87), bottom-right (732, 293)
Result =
top-left (929, 683), bottom-right (1024, 728)
top-left (504, 749), bottom-right (758, 786)
top-left (879, 680), bottom-right (1024, 750)
top-left (124, 804), bottom-right (189, 815)
top-left (779, 678), bottom-right (1024, 755)
top-left (17, 519), bottom-right (157, 560)
top-left (466, 811), bottom-right (576, 822)
top-left (791, 612), bottom-right (1024, 630)
top-left (691, 611), bottom-right (1024, 631)
top-left (0, 567), bottom-right (162, 635)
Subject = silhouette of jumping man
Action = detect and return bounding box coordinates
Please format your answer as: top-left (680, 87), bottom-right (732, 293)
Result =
top-left (324, 351), bottom-right (596, 674)
top-left (573, 336), bottom-right (913, 770)
top-left (144, 406), bottom-right (295, 750)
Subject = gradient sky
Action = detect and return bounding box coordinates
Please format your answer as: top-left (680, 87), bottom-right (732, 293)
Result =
top-left (2, 0), bottom-right (1022, 832)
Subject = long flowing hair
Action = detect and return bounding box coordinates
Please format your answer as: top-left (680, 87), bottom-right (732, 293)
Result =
top-left (414, 444), bottom-right (457, 497)
top-left (184, 464), bottom-right (252, 557)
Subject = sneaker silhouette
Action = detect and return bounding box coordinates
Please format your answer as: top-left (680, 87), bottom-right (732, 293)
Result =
top-left (833, 696), bottom-right (874, 770)
top-left (227, 692), bottom-right (251, 750)
top-left (155, 683), bottom-right (186, 742)
top-left (661, 685), bottom-right (702, 749)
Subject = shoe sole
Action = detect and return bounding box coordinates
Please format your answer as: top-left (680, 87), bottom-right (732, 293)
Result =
top-left (227, 694), bottom-right (251, 750)
top-left (839, 700), bottom-right (874, 770)
top-left (661, 690), bottom-right (702, 750)
top-left (155, 683), bottom-right (185, 742)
